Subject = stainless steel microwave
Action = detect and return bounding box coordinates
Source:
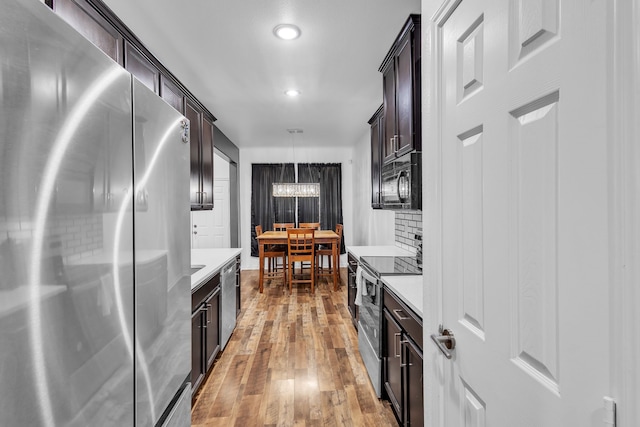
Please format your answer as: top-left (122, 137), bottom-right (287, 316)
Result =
top-left (380, 152), bottom-right (422, 210)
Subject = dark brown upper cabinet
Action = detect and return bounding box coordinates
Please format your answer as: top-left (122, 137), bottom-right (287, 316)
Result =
top-left (160, 74), bottom-right (185, 114)
top-left (379, 14), bottom-right (421, 164)
top-left (201, 116), bottom-right (215, 209)
top-left (369, 105), bottom-right (384, 209)
top-left (125, 41), bottom-right (160, 94)
top-left (187, 100), bottom-right (214, 210)
top-left (50, 0), bottom-right (124, 65)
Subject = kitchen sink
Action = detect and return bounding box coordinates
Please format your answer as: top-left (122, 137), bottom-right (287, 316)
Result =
top-left (190, 265), bottom-right (205, 275)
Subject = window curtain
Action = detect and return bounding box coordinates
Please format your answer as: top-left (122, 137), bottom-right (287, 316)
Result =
top-left (251, 163), bottom-right (295, 257)
top-left (298, 163), bottom-right (346, 254)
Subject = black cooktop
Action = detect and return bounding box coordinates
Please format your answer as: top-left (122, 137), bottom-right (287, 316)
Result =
top-left (360, 256), bottom-right (422, 276)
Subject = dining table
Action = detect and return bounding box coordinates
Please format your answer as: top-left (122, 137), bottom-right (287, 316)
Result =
top-left (257, 230), bottom-right (341, 292)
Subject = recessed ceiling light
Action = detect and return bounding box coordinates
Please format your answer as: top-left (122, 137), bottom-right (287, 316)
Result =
top-left (285, 89), bottom-right (301, 97)
top-left (273, 24), bottom-right (301, 40)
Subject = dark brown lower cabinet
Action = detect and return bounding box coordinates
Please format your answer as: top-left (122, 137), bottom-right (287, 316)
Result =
top-left (384, 309), bottom-right (403, 420)
top-left (204, 288), bottom-right (220, 370)
top-left (235, 256), bottom-right (242, 317)
top-left (347, 254), bottom-right (359, 329)
top-left (383, 288), bottom-right (423, 426)
top-left (191, 309), bottom-right (205, 389)
top-left (191, 273), bottom-right (221, 397)
top-left (405, 337), bottom-right (423, 427)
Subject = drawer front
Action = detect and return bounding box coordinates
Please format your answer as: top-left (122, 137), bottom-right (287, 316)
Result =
top-left (191, 273), bottom-right (220, 312)
top-left (383, 288), bottom-right (422, 351)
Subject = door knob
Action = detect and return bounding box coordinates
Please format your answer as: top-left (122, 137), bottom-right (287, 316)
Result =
top-left (431, 324), bottom-right (456, 359)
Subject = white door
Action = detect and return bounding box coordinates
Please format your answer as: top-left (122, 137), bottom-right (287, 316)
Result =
top-left (211, 178), bottom-right (230, 248)
top-left (434, 0), bottom-right (610, 426)
top-left (191, 210), bottom-right (215, 248)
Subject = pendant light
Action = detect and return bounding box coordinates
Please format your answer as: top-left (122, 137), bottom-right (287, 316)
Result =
top-left (272, 129), bottom-right (320, 198)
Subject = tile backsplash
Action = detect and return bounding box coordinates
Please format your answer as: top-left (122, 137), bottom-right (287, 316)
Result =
top-left (395, 211), bottom-right (422, 252)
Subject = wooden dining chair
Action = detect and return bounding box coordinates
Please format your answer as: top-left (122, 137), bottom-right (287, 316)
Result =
top-left (316, 224), bottom-right (343, 287)
top-left (287, 228), bottom-right (315, 293)
top-left (256, 225), bottom-right (287, 292)
top-left (299, 222), bottom-right (320, 230)
top-left (273, 223), bottom-right (294, 231)
top-left (296, 223), bottom-right (320, 273)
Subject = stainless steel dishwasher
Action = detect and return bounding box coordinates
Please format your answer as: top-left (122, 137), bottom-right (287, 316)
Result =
top-left (220, 259), bottom-right (237, 350)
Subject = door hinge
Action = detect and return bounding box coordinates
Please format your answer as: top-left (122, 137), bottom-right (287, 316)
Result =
top-left (603, 396), bottom-right (616, 427)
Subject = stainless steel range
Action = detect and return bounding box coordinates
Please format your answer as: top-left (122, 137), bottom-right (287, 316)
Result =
top-left (356, 256), bottom-right (421, 397)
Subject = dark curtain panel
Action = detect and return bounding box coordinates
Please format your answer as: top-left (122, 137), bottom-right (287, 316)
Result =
top-left (297, 164), bottom-right (320, 224)
top-left (251, 163), bottom-right (295, 256)
top-left (298, 163), bottom-right (345, 254)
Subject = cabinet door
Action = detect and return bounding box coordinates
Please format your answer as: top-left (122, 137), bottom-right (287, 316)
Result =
top-left (404, 337), bottom-right (423, 427)
top-left (395, 32), bottom-right (415, 157)
top-left (125, 41), bottom-right (160, 94)
top-left (235, 259), bottom-right (241, 317)
top-left (51, 0), bottom-right (123, 65)
top-left (347, 266), bottom-right (359, 329)
top-left (186, 100), bottom-right (203, 208)
top-left (205, 287), bottom-right (220, 369)
top-left (191, 309), bottom-right (205, 391)
top-left (370, 112), bottom-right (383, 209)
top-left (382, 64), bottom-right (397, 163)
top-left (160, 74), bottom-right (185, 114)
top-left (201, 116), bottom-right (215, 208)
top-left (383, 309), bottom-right (403, 422)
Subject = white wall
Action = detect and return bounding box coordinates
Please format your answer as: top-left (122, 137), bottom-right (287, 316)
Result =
top-left (239, 144), bottom-right (355, 269)
top-left (351, 129), bottom-right (396, 246)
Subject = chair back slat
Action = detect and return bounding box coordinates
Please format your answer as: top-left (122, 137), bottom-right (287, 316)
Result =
top-left (255, 225), bottom-right (263, 236)
top-left (273, 222), bottom-right (295, 231)
top-left (299, 222), bottom-right (321, 230)
top-left (287, 228), bottom-right (315, 256)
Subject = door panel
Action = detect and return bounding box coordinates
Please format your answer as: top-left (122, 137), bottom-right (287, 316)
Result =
top-left (186, 100), bottom-right (202, 207)
top-left (437, 0), bottom-right (609, 426)
top-left (508, 91), bottom-right (560, 388)
top-left (125, 42), bottom-right (159, 94)
top-left (191, 211), bottom-right (215, 249)
top-left (201, 117), bottom-right (215, 208)
top-left (395, 34), bottom-right (413, 155)
top-left (383, 309), bottom-right (403, 421)
top-left (382, 65), bottom-right (396, 161)
top-left (212, 179), bottom-right (230, 248)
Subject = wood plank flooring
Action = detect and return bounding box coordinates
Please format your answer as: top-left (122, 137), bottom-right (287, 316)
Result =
top-left (191, 269), bottom-right (398, 427)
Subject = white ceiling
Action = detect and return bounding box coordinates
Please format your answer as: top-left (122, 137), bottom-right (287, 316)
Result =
top-left (101, 0), bottom-right (422, 149)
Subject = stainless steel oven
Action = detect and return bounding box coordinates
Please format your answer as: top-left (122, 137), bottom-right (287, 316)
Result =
top-left (381, 151), bottom-right (422, 210)
top-left (356, 256), bottom-right (422, 398)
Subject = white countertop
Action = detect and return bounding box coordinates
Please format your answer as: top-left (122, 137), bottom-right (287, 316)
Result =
top-left (191, 248), bottom-right (242, 291)
top-left (346, 245), bottom-right (415, 260)
top-left (382, 275), bottom-right (423, 318)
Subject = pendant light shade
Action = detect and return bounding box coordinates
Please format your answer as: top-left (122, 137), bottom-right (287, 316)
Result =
top-left (272, 182), bottom-right (320, 198)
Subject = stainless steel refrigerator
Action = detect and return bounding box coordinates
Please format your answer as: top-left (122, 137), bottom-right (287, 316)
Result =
top-left (0, 0), bottom-right (191, 425)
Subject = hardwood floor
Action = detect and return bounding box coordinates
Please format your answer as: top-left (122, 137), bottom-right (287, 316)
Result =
top-left (191, 269), bottom-right (398, 427)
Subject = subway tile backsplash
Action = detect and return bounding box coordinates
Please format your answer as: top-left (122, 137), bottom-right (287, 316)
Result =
top-left (395, 211), bottom-right (422, 252)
